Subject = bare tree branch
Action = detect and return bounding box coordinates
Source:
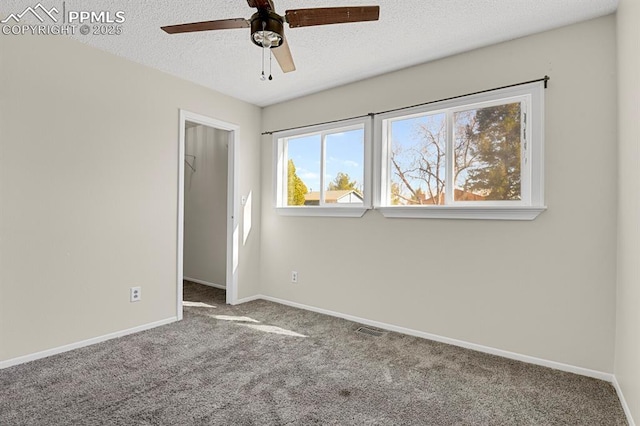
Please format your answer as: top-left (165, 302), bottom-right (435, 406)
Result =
top-left (391, 154), bottom-right (419, 202)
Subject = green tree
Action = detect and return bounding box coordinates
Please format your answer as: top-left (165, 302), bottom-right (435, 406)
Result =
top-left (463, 103), bottom-right (521, 200)
top-left (327, 172), bottom-right (359, 192)
top-left (287, 159), bottom-right (308, 205)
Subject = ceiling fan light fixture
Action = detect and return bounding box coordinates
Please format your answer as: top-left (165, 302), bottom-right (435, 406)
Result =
top-left (250, 11), bottom-right (284, 48)
top-left (253, 30), bottom-right (281, 48)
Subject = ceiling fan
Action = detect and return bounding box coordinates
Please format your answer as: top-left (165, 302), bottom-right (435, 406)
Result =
top-left (161, 1), bottom-right (380, 75)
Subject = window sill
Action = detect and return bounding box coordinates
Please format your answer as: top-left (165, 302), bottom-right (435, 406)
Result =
top-left (376, 205), bottom-right (547, 220)
top-left (276, 207), bottom-right (369, 218)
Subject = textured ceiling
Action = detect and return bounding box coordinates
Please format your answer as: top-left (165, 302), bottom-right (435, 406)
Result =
top-left (3, 0), bottom-right (618, 106)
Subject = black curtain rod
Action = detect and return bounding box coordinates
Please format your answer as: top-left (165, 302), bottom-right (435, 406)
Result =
top-left (261, 75), bottom-right (549, 136)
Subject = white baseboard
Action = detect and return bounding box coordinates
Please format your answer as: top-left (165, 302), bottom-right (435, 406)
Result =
top-left (0, 317), bottom-right (178, 370)
top-left (256, 295), bottom-right (613, 382)
top-left (234, 294), bottom-right (263, 304)
top-left (2, 292), bottom-right (621, 406)
top-left (184, 276), bottom-right (226, 290)
top-left (613, 375), bottom-right (637, 426)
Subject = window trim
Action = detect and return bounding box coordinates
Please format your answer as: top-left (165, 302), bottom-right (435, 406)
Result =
top-left (273, 117), bottom-right (372, 217)
top-left (373, 81), bottom-right (546, 220)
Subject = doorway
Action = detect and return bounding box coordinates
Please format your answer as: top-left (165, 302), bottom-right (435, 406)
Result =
top-left (177, 110), bottom-right (239, 320)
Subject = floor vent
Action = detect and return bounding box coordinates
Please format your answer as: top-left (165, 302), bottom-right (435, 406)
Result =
top-left (355, 326), bottom-right (384, 337)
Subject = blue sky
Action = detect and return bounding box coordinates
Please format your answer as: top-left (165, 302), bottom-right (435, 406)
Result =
top-left (287, 105), bottom-right (519, 203)
top-left (287, 129), bottom-right (364, 193)
top-left (285, 114), bottom-right (450, 197)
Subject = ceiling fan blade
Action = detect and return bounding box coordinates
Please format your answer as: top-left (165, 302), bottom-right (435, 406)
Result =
top-left (285, 6), bottom-right (379, 28)
top-left (272, 36), bottom-right (296, 73)
top-left (161, 18), bottom-right (249, 34)
top-left (246, 0), bottom-right (274, 11)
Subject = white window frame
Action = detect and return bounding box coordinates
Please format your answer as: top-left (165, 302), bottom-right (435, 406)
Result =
top-left (273, 117), bottom-right (372, 217)
top-left (374, 82), bottom-right (546, 220)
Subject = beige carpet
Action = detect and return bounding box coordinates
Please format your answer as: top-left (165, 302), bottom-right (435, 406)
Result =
top-left (0, 282), bottom-right (627, 425)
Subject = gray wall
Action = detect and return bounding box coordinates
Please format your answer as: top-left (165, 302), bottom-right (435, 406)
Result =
top-left (0, 35), bottom-right (262, 362)
top-left (615, 0), bottom-right (640, 422)
top-left (260, 16), bottom-right (618, 373)
top-left (184, 125), bottom-right (228, 286)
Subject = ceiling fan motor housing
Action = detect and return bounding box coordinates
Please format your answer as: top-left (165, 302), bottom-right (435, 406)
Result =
top-left (250, 11), bottom-right (284, 48)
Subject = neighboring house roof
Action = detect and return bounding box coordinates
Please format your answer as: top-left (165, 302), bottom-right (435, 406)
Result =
top-left (304, 190), bottom-right (364, 204)
top-left (421, 188), bottom-right (487, 205)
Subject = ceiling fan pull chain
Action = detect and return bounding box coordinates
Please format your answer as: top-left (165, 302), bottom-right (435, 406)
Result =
top-left (260, 41), bottom-right (266, 80)
top-left (269, 48), bottom-right (273, 80)
top-left (260, 23), bottom-right (267, 81)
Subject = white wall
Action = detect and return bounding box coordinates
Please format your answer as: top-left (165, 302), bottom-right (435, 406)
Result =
top-left (260, 16), bottom-right (618, 373)
top-left (0, 35), bottom-right (262, 362)
top-left (184, 125), bottom-right (228, 286)
top-left (615, 0), bottom-right (640, 422)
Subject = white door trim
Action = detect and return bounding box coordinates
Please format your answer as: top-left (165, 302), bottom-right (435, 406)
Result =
top-left (178, 110), bottom-right (240, 320)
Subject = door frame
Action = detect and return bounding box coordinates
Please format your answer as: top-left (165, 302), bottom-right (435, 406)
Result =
top-left (177, 110), bottom-right (239, 319)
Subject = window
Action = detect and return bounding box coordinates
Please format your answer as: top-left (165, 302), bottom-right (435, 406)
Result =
top-left (274, 118), bottom-right (371, 217)
top-left (376, 82), bottom-right (545, 220)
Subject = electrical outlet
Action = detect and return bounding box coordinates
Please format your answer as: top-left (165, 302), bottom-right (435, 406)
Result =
top-left (291, 271), bottom-right (298, 283)
top-left (130, 286), bottom-right (141, 302)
